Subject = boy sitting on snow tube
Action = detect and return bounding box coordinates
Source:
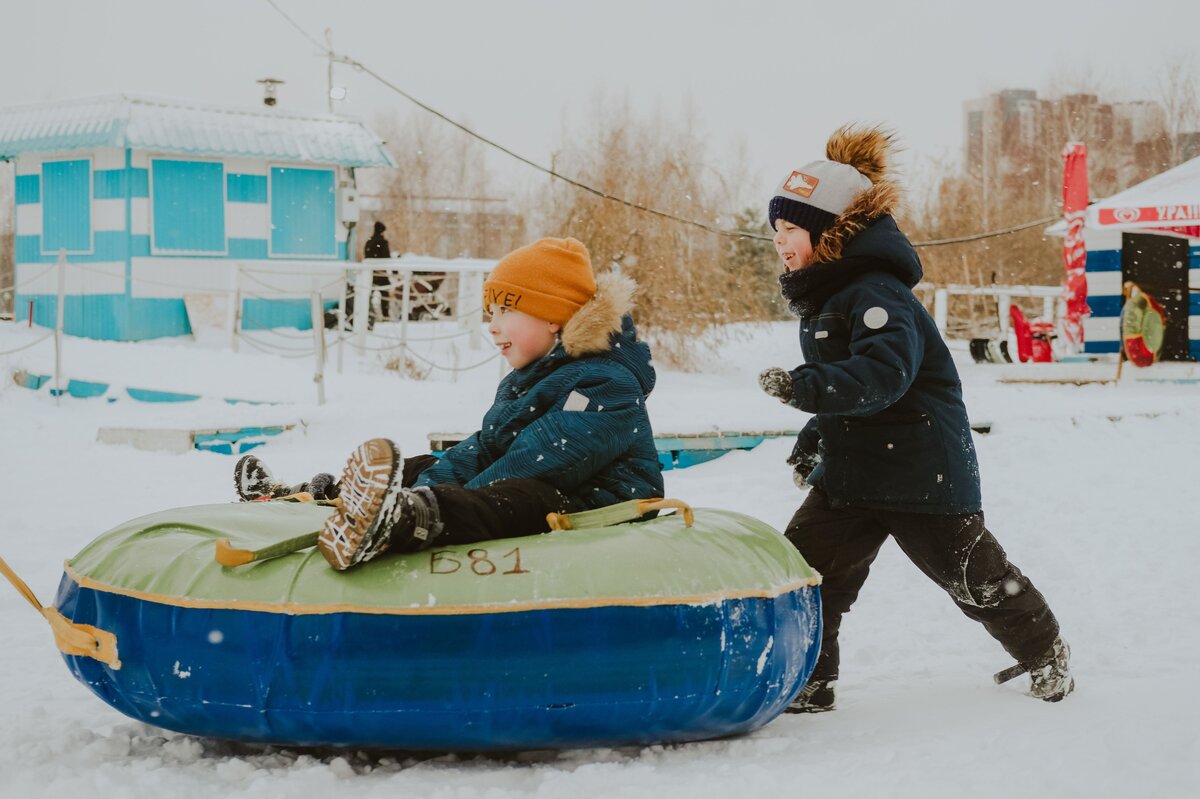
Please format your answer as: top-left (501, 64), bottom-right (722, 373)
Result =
top-left (235, 237), bottom-right (663, 570)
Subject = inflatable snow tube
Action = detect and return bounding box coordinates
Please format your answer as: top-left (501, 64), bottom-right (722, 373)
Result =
top-left (53, 502), bottom-right (822, 751)
top-left (1121, 284), bottom-right (1166, 368)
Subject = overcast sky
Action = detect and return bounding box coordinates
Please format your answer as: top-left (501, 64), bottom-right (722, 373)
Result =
top-left (3, 0), bottom-right (1198, 208)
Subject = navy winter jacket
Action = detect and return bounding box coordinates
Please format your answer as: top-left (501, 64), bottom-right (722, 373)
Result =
top-left (416, 274), bottom-right (663, 511)
top-left (781, 217), bottom-right (982, 514)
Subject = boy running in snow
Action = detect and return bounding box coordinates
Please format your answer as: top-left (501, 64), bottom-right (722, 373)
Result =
top-left (758, 126), bottom-right (1073, 711)
top-left (236, 237), bottom-right (663, 570)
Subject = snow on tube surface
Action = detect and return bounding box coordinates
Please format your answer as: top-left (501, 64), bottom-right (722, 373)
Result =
top-left (54, 502), bottom-right (822, 751)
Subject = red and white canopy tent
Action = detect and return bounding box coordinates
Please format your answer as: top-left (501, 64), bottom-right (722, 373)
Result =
top-left (1087, 156), bottom-right (1200, 238)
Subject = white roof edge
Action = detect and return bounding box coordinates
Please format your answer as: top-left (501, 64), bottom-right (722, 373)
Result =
top-left (0, 92), bottom-right (376, 127)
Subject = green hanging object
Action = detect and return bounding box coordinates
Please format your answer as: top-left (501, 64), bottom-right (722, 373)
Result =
top-left (1121, 282), bottom-right (1166, 368)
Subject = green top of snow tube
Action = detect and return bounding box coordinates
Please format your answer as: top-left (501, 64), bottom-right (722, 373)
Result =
top-left (66, 503), bottom-right (819, 615)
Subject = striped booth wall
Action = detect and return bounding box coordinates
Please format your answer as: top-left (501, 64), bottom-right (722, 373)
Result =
top-left (1081, 227), bottom-right (1200, 357)
top-left (13, 148), bottom-right (351, 340)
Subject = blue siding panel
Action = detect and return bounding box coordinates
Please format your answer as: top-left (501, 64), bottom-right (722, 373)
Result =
top-left (93, 231), bottom-right (129, 261)
top-left (270, 167), bottom-right (335, 257)
top-left (228, 238), bottom-right (269, 259)
top-left (129, 168), bottom-right (149, 198)
top-left (227, 174), bottom-right (267, 203)
top-left (94, 169), bottom-right (127, 199)
top-left (16, 232), bottom-right (130, 264)
top-left (152, 159), bottom-right (226, 253)
top-left (1088, 296), bottom-right (1122, 317)
top-left (15, 174), bottom-right (40, 204)
top-left (42, 159), bottom-right (91, 252)
top-left (1084, 340), bottom-right (1120, 354)
top-left (16, 294), bottom-right (190, 340)
top-left (15, 235), bottom-right (43, 263)
top-left (131, 235), bottom-right (151, 257)
top-left (92, 167), bottom-right (148, 199)
top-left (241, 297), bottom-right (313, 330)
top-left (1086, 249), bottom-right (1121, 272)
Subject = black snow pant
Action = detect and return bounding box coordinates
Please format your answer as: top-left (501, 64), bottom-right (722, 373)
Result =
top-left (400, 455), bottom-right (570, 547)
top-left (785, 488), bottom-right (1060, 686)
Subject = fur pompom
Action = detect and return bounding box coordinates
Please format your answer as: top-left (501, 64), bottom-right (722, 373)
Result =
top-left (825, 125), bottom-right (895, 185)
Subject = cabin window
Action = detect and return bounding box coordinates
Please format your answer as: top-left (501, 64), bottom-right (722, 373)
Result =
top-left (41, 159), bottom-right (91, 253)
top-left (151, 159), bottom-right (226, 254)
top-left (269, 166), bottom-right (336, 257)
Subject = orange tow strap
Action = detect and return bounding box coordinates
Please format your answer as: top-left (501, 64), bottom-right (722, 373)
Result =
top-left (0, 556), bottom-right (121, 669)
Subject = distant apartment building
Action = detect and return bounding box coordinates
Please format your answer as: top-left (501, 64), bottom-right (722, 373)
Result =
top-left (963, 89), bottom-right (1183, 190)
top-left (964, 89), bottom-right (1042, 179)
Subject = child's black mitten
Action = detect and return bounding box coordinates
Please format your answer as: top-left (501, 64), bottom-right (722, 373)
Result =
top-left (306, 472), bottom-right (340, 500)
top-left (787, 448), bottom-right (819, 489)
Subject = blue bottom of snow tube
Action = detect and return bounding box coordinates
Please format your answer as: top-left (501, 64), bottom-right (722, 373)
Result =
top-left (55, 578), bottom-right (821, 751)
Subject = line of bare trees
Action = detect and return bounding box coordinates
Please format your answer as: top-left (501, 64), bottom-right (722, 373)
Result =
top-left (361, 58), bottom-right (1197, 360)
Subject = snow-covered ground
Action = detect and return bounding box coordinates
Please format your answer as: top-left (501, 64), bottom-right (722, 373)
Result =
top-left (2, 321), bottom-right (1198, 798)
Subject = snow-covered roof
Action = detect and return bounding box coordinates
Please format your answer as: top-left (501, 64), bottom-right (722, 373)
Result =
top-left (1086, 155), bottom-right (1200, 230)
top-left (0, 94), bottom-right (396, 167)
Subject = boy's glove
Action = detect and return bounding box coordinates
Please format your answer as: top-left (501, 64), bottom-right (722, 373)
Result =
top-left (758, 367), bottom-right (793, 404)
top-left (787, 451), bottom-right (819, 489)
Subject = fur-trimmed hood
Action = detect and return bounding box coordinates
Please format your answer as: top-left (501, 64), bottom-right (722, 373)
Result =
top-left (508, 270), bottom-right (655, 397)
top-left (560, 271), bottom-right (637, 358)
top-left (810, 126), bottom-right (903, 266)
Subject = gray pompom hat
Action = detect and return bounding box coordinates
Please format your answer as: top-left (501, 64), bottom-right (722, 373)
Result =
top-left (768, 160), bottom-right (872, 246)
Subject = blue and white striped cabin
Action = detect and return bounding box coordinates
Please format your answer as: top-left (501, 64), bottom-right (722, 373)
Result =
top-left (1, 95), bottom-right (395, 340)
top-left (1080, 230), bottom-right (1200, 358)
top-left (1078, 156), bottom-right (1200, 359)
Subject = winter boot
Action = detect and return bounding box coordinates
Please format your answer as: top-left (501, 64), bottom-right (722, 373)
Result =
top-left (234, 454), bottom-right (293, 501)
top-left (318, 439), bottom-right (444, 570)
top-left (785, 678), bottom-right (837, 714)
top-left (234, 455), bottom-right (340, 502)
top-left (1027, 637), bottom-right (1074, 702)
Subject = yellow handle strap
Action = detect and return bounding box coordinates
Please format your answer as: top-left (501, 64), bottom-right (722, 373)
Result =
top-left (546, 498), bottom-right (695, 531)
top-left (0, 556), bottom-right (121, 670)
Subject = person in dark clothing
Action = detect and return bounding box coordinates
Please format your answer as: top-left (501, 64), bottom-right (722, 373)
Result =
top-left (235, 237), bottom-right (663, 571)
top-left (363, 220), bottom-right (391, 260)
top-left (363, 220), bottom-right (395, 321)
top-left (758, 126), bottom-right (1073, 712)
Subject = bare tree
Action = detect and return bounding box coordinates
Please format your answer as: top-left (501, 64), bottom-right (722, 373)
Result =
top-left (359, 113), bottom-right (525, 260)
top-left (532, 98), bottom-right (767, 367)
top-left (1157, 53), bottom-right (1200, 168)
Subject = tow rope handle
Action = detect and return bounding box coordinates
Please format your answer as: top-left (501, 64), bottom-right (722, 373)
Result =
top-left (215, 494), bottom-right (339, 566)
top-left (0, 556), bottom-right (121, 670)
top-left (546, 498), bottom-right (695, 531)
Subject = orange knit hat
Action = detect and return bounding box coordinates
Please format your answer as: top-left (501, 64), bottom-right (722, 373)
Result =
top-left (483, 237), bottom-right (596, 326)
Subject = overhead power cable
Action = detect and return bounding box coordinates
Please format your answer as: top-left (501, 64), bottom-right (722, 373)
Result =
top-left (264, 0), bottom-right (1065, 250)
top-left (911, 216), bottom-right (1060, 248)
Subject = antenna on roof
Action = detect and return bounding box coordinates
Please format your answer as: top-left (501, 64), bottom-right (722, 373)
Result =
top-left (256, 78), bottom-right (285, 107)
